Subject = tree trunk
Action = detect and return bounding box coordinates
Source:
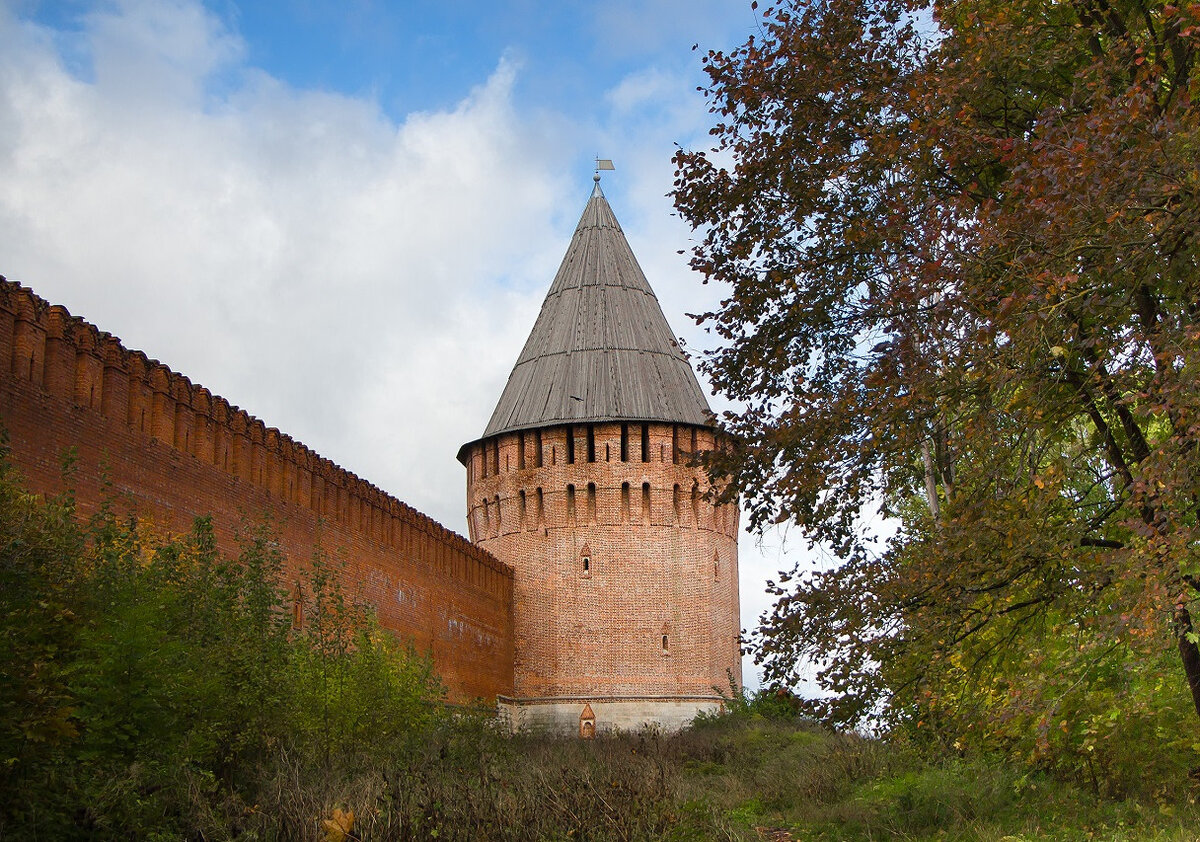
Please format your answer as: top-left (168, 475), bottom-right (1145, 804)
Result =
top-left (920, 439), bottom-right (940, 526)
top-left (1173, 603), bottom-right (1200, 719)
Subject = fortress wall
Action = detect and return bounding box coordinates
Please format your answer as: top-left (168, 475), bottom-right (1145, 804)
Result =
top-left (0, 279), bottom-right (514, 703)
top-left (464, 421), bottom-right (741, 704)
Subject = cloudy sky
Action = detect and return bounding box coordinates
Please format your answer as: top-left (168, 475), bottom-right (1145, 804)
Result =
top-left (0, 0), bottom-right (826, 689)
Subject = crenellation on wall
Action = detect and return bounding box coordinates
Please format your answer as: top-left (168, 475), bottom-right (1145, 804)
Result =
top-left (0, 278), bottom-right (515, 701)
top-left (223, 405), bottom-right (244, 480)
top-left (191, 387), bottom-right (213, 465)
top-left (0, 298), bottom-right (13, 376)
top-left (297, 445), bottom-right (313, 509)
top-left (8, 286), bottom-right (47, 384)
top-left (42, 306), bottom-right (75, 400)
top-left (209, 394), bottom-right (228, 471)
top-left (247, 417), bottom-right (263, 489)
top-left (72, 319), bottom-right (105, 413)
top-left (235, 411), bottom-right (251, 483)
top-left (126, 352), bottom-right (151, 435)
top-left (100, 336), bottom-right (130, 424)
top-left (263, 427), bottom-right (281, 498)
top-left (247, 412), bottom-right (263, 487)
top-left (170, 376), bottom-right (193, 456)
top-left (148, 364), bottom-right (175, 446)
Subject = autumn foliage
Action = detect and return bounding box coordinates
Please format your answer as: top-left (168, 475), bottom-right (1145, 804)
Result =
top-left (673, 0), bottom-right (1200, 789)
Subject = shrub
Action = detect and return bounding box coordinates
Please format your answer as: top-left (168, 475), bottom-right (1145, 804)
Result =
top-left (0, 448), bottom-right (445, 838)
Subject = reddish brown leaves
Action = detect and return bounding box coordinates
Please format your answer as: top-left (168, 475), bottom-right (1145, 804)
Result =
top-left (673, 0), bottom-right (1200, 749)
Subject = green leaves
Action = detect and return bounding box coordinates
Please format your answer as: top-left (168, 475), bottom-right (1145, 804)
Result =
top-left (674, 0), bottom-right (1200, 788)
top-left (0, 452), bottom-right (445, 836)
top-left (287, 551), bottom-right (443, 763)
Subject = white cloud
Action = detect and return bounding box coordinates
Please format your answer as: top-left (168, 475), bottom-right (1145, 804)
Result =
top-left (84, 0), bottom-right (246, 104)
top-left (0, 1), bottom-right (570, 531)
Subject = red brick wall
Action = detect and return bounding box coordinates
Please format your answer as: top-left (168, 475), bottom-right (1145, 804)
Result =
top-left (463, 421), bottom-right (741, 701)
top-left (0, 280), bottom-right (514, 703)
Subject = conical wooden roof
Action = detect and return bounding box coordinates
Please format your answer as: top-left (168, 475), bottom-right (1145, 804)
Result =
top-left (471, 181), bottom-right (712, 446)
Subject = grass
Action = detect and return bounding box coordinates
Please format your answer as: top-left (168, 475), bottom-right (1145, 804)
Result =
top-left (219, 712), bottom-right (1200, 841)
top-left (666, 714), bottom-right (1200, 841)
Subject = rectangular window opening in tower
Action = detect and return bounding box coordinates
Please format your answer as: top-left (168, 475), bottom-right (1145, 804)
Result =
top-left (518, 432), bottom-right (526, 470)
top-left (535, 430), bottom-right (544, 468)
top-left (586, 424), bottom-right (595, 463)
top-left (566, 484), bottom-right (576, 525)
top-left (620, 423), bottom-right (629, 462)
top-left (641, 425), bottom-right (650, 463)
top-left (641, 482), bottom-right (651, 524)
top-left (567, 426), bottom-right (575, 464)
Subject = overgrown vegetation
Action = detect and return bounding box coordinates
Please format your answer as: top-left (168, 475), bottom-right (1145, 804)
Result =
top-left (0, 442), bottom-right (443, 838)
top-left (3, 445), bottom-right (1198, 839)
top-left (269, 699), bottom-right (1200, 841)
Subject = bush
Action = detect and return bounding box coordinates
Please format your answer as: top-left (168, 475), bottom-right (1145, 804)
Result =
top-left (0, 447), bottom-right (444, 838)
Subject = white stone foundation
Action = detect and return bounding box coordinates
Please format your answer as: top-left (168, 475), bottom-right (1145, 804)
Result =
top-left (497, 695), bottom-right (724, 735)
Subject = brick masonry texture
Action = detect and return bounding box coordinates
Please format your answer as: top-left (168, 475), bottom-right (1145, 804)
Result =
top-left (0, 279), bottom-right (514, 703)
top-left (462, 421), bottom-right (741, 722)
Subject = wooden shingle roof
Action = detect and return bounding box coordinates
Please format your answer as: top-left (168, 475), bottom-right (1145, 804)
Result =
top-left (469, 180), bottom-right (712, 448)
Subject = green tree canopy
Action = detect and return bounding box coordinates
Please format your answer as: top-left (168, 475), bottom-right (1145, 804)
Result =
top-left (673, 0), bottom-right (1200, 779)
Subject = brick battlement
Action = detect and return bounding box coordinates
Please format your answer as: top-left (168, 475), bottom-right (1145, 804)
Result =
top-left (0, 277), bottom-right (514, 701)
top-left (464, 423), bottom-right (739, 541)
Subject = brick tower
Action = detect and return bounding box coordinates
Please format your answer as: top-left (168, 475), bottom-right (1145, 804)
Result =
top-left (458, 176), bottom-right (741, 733)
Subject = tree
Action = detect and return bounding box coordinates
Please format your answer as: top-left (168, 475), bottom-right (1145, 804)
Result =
top-left (672, 0), bottom-right (1200, 774)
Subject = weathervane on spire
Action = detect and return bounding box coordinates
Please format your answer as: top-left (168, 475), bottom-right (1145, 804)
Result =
top-left (594, 157), bottom-right (615, 183)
